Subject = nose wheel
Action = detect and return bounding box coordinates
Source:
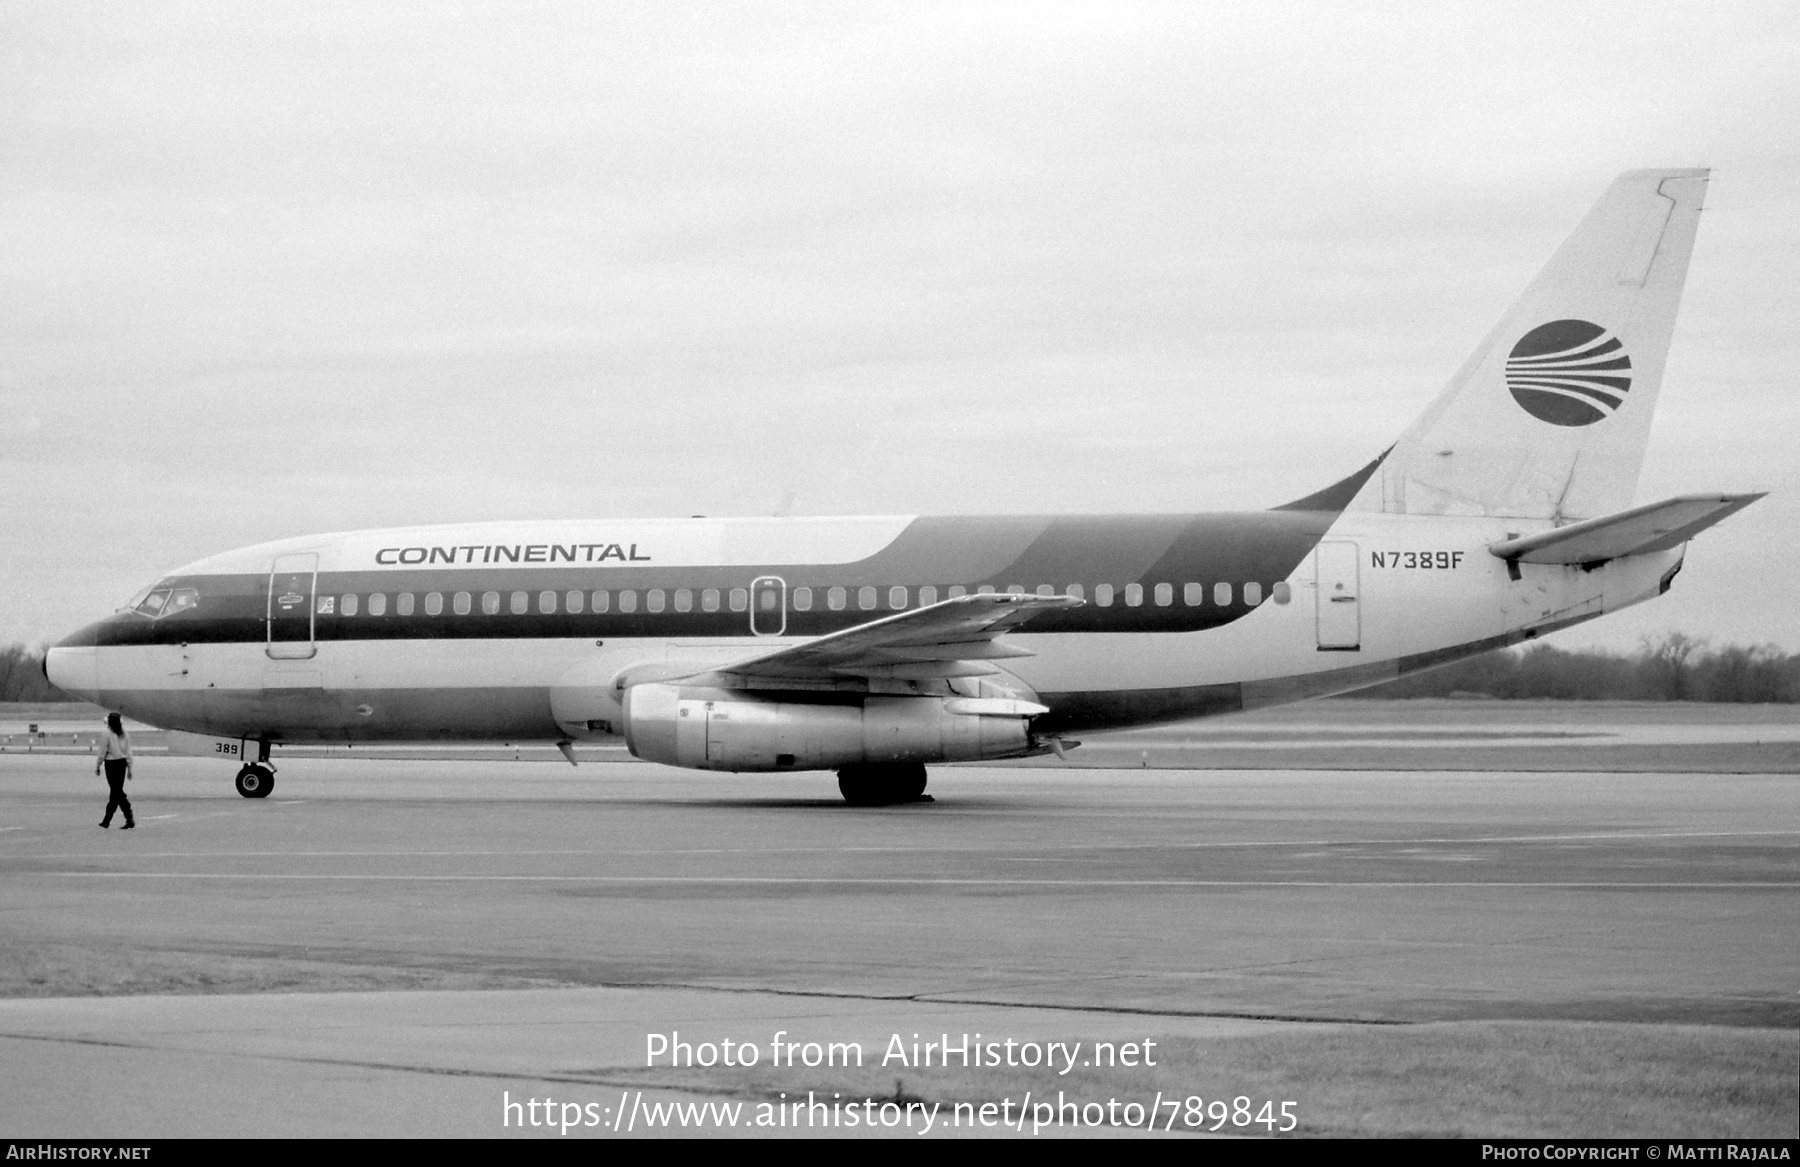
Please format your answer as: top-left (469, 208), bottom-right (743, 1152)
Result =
top-left (234, 764), bottom-right (275, 799)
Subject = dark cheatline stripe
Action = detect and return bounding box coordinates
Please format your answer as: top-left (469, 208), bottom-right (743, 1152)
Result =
top-left (75, 505), bottom-right (1356, 646)
top-left (833, 515), bottom-right (1051, 584)
top-left (1138, 512), bottom-right (1321, 600)
top-left (68, 451), bottom-right (1382, 651)
top-left (1273, 451), bottom-right (1387, 512)
top-left (969, 514), bottom-right (1192, 593)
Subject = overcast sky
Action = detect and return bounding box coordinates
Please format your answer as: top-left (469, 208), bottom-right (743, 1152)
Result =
top-left (3, 1), bottom-right (1796, 653)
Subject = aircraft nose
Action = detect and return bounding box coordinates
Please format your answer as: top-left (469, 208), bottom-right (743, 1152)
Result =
top-left (44, 645), bottom-right (99, 703)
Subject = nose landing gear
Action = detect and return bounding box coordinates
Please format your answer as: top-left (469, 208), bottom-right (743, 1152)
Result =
top-left (234, 763), bottom-right (275, 798)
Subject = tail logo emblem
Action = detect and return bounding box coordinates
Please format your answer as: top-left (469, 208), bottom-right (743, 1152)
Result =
top-left (1505, 319), bottom-right (1632, 427)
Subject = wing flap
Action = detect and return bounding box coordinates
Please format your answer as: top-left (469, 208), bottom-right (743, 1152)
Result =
top-left (717, 592), bottom-right (1082, 682)
top-left (869, 640), bottom-right (1037, 662)
top-left (1488, 493), bottom-right (1764, 566)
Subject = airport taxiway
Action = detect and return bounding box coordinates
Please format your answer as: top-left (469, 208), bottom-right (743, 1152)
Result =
top-left (1, 752), bottom-right (1795, 1136)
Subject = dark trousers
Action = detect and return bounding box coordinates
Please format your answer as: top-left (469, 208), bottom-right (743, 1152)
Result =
top-left (102, 759), bottom-right (132, 826)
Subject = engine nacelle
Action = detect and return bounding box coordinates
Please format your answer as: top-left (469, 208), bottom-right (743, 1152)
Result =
top-left (622, 683), bottom-right (1039, 771)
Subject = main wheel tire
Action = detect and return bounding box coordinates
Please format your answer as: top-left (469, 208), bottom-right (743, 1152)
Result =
top-left (234, 764), bottom-right (274, 799)
top-left (837, 763), bottom-right (928, 806)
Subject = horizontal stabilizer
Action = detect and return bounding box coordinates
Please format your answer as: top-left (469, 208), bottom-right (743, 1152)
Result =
top-left (1488, 493), bottom-right (1764, 566)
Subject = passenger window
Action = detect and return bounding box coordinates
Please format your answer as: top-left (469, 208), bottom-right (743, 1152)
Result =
top-left (702, 588), bottom-right (721, 612)
top-left (510, 591), bottom-right (529, 615)
top-left (1245, 581), bottom-right (1264, 605)
top-left (539, 590), bottom-right (557, 614)
top-left (458, 592), bottom-right (476, 616)
top-left (729, 588), bottom-right (748, 612)
top-left (647, 589), bottom-right (666, 613)
top-left (1154, 583), bottom-right (1172, 606)
top-left (759, 589), bottom-right (777, 611)
top-left (919, 585), bottom-right (938, 606)
top-left (1095, 584), bottom-right (1113, 607)
top-left (342, 594), bottom-right (359, 617)
top-left (976, 585), bottom-right (995, 595)
top-left (947, 585), bottom-right (967, 599)
top-left (1125, 583), bottom-right (1143, 607)
top-left (565, 590), bottom-right (584, 614)
top-left (1184, 582), bottom-right (1203, 606)
top-left (1066, 583), bottom-right (1084, 600)
top-left (1272, 581), bottom-right (1292, 605)
top-left (425, 592), bottom-right (444, 616)
top-left (368, 593), bottom-right (388, 617)
top-left (477, 592), bottom-right (495, 615)
top-left (618, 590), bottom-right (638, 613)
top-left (316, 595), bottom-right (336, 615)
top-left (398, 593), bottom-right (415, 616)
top-left (889, 586), bottom-right (907, 609)
top-left (674, 588), bottom-right (693, 613)
top-left (1006, 585), bottom-right (1025, 596)
top-left (1036, 584), bottom-right (1054, 598)
top-left (792, 587), bottom-right (812, 611)
top-left (858, 586), bottom-right (876, 610)
top-left (827, 587), bottom-right (846, 611)
top-left (591, 590), bottom-right (610, 613)
top-left (1214, 582), bottom-right (1232, 606)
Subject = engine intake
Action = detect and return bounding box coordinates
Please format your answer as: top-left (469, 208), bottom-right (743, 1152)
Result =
top-left (622, 683), bottom-right (1040, 771)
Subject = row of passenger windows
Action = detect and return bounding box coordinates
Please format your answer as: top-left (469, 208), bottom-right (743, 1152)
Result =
top-left (314, 581), bottom-right (1293, 618)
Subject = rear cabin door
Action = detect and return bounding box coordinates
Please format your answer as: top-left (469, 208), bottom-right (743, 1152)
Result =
top-left (750, 575), bottom-right (786, 636)
top-left (267, 553), bottom-right (319, 659)
top-left (1314, 541), bottom-right (1361, 651)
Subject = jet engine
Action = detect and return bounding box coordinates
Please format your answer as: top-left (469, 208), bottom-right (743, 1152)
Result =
top-left (622, 683), bottom-right (1044, 772)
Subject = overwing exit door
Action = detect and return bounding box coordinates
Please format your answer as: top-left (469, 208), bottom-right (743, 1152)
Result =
top-left (750, 576), bottom-right (786, 636)
top-left (1315, 541), bottom-right (1361, 651)
top-left (267, 553), bottom-right (319, 659)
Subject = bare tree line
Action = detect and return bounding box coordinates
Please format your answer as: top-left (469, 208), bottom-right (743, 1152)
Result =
top-left (1353, 634), bottom-right (1800, 702)
top-left (5, 635), bottom-right (1798, 705)
top-left (0, 644), bottom-right (66, 703)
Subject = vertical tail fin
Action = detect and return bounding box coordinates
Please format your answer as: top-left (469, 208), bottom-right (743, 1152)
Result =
top-left (1352, 169), bottom-right (1709, 521)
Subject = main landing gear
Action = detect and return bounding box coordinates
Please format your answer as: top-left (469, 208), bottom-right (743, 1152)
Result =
top-left (836, 762), bottom-right (930, 807)
top-left (234, 763), bottom-right (275, 799)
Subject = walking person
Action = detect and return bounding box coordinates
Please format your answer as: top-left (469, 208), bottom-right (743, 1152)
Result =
top-left (96, 712), bottom-right (135, 829)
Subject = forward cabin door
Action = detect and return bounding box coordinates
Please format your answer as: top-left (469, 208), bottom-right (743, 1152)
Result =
top-left (1314, 541), bottom-right (1361, 651)
top-left (267, 553), bottom-right (319, 660)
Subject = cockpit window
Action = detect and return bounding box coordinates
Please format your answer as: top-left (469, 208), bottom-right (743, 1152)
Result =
top-left (120, 583), bottom-right (156, 613)
top-left (130, 587), bottom-right (198, 619)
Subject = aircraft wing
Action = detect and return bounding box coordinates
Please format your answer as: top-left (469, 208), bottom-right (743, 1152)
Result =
top-left (714, 592), bottom-right (1083, 682)
top-left (1488, 493), bottom-right (1764, 567)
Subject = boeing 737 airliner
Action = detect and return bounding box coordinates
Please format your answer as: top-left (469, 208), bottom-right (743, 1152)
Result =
top-left (46, 170), bottom-right (1761, 804)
